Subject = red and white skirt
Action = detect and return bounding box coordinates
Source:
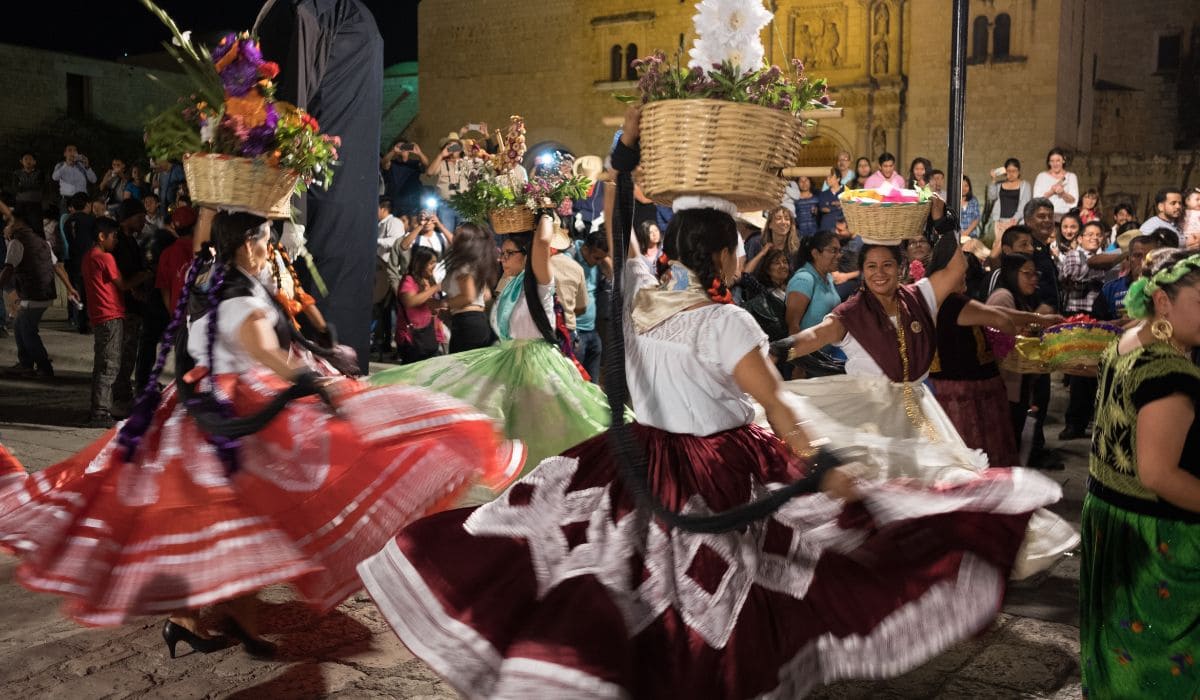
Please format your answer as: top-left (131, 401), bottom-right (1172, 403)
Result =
top-left (0, 369), bottom-right (523, 626)
top-left (358, 422), bottom-right (1062, 699)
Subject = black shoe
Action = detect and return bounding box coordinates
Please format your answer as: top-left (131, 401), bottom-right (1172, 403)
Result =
top-left (34, 364), bottom-right (54, 379)
top-left (1029, 451), bottom-right (1066, 471)
top-left (162, 620), bottom-right (227, 659)
top-left (224, 617), bottom-right (277, 659)
top-left (1057, 427), bottom-right (1088, 441)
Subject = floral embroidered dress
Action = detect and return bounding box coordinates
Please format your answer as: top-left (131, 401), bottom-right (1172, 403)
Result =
top-left (0, 269), bottom-right (519, 626)
top-left (1081, 342), bottom-right (1200, 697)
top-left (356, 258), bottom-right (1070, 699)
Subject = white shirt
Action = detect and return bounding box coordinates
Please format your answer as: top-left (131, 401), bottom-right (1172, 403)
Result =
top-left (623, 260), bottom-right (766, 435)
top-left (51, 160), bottom-right (96, 196)
top-left (377, 215), bottom-right (407, 260)
top-left (1139, 215), bottom-right (1181, 237)
top-left (491, 277), bottom-right (556, 340)
top-left (445, 266), bottom-right (486, 309)
top-left (187, 270), bottom-right (281, 375)
top-left (836, 277), bottom-right (939, 381)
top-left (1032, 171), bottom-right (1080, 216)
top-left (414, 231), bottom-right (446, 259)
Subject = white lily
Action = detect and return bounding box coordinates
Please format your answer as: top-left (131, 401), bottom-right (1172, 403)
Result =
top-left (171, 30), bottom-right (192, 48)
top-left (688, 0), bottom-right (771, 76)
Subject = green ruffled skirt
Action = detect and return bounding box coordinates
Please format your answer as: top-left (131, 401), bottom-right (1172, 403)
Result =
top-left (370, 339), bottom-right (622, 475)
top-left (1080, 493), bottom-right (1200, 698)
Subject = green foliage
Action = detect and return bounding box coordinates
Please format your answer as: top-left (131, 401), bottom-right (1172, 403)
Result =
top-left (621, 48), bottom-right (833, 117)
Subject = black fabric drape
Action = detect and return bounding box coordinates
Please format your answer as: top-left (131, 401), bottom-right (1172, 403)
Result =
top-left (257, 0), bottom-right (384, 369)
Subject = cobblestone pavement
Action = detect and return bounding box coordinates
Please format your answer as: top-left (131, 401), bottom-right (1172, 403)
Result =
top-left (0, 309), bottom-right (1086, 698)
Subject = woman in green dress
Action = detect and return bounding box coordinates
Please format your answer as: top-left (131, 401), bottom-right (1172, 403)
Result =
top-left (370, 213), bottom-right (614, 476)
top-left (1082, 248), bottom-right (1200, 697)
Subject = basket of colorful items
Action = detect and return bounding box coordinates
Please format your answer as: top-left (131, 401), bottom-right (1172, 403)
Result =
top-left (451, 116), bottom-right (589, 235)
top-left (990, 330), bottom-right (1050, 375)
top-left (141, 1), bottom-right (339, 219)
top-left (1039, 315), bottom-right (1122, 374)
top-left (839, 184), bottom-right (934, 245)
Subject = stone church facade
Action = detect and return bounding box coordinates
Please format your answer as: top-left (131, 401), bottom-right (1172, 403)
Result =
top-left (413, 0), bottom-right (1198, 216)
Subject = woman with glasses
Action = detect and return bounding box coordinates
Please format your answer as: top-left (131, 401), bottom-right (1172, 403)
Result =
top-left (371, 214), bottom-right (617, 478)
top-left (987, 254), bottom-right (1058, 448)
top-left (784, 231), bottom-right (845, 377)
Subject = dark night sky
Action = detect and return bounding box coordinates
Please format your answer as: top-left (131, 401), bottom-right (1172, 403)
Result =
top-left (0, 1), bottom-right (418, 66)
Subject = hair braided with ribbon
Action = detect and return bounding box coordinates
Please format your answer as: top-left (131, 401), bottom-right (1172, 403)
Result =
top-left (1124, 252), bottom-right (1200, 319)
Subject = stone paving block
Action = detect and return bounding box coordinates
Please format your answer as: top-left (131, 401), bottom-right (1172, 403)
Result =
top-left (937, 677), bottom-right (1028, 698)
top-left (329, 629), bottom-right (416, 670)
top-left (956, 642), bottom-right (1076, 694)
top-left (40, 665), bottom-right (159, 699)
top-left (61, 643), bottom-right (140, 676)
top-left (0, 637), bottom-right (89, 684)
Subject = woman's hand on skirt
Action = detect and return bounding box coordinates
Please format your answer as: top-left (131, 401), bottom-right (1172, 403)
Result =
top-left (820, 465), bottom-right (863, 502)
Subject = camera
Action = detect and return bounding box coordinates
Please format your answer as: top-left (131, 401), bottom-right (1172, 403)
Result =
top-left (447, 142), bottom-right (463, 155)
top-left (399, 142), bottom-right (415, 152)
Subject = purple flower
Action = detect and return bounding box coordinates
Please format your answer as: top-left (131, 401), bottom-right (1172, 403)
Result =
top-left (211, 33), bottom-right (238, 62)
top-left (220, 57), bottom-right (263, 97)
top-left (819, 94), bottom-right (831, 105)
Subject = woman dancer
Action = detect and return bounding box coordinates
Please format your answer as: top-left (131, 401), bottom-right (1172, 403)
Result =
top-left (0, 210), bottom-right (516, 656)
top-left (1081, 249), bottom-right (1200, 697)
top-left (356, 111), bottom-right (1070, 698)
top-left (370, 214), bottom-right (615, 472)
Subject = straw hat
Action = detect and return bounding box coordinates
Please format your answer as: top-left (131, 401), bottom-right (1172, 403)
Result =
top-left (1116, 229), bottom-right (1143, 252)
top-left (549, 223), bottom-right (573, 251)
top-left (572, 155), bottom-right (604, 182)
top-left (438, 132), bottom-right (463, 149)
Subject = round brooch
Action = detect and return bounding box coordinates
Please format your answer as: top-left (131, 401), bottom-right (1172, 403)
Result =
top-left (910, 321), bottom-right (923, 334)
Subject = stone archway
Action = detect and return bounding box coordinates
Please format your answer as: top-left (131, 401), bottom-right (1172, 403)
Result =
top-left (795, 127), bottom-right (853, 169)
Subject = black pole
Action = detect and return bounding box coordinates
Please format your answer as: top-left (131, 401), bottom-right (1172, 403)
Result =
top-left (946, 0), bottom-right (969, 218)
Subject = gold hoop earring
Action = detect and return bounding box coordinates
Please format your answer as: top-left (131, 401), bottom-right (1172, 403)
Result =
top-left (1150, 318), bottom-right (1175, 344)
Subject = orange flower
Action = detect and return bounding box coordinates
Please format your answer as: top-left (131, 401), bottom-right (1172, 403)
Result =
top-left (214, 40), bottom-right (241, 72)
top-left (225, 92), bottom-right (269, 129)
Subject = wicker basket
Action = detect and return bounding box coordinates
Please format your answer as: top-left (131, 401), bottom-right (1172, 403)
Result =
top-left (183, 153), bottom-right (299, 219)
top-left (489, 206), bottom-right (535, 234)
top-left (841, 199), bottom-right (932, 244)
top-left (638, 99), bottom-right (806, 212)
top-left (999, 352), bottom-right (1050, 375)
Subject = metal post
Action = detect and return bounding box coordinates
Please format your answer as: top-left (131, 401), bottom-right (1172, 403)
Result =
top-left (946, 0), bottom-right (969, 218)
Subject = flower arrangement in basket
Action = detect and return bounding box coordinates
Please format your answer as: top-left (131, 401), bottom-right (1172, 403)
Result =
top-left (449, 116), bottom-right (589, 234)
top-left (839, 184), bottom-right (936, 245)
top-left (140, 0), bottom-right (339, 218)
top-left (1040, 315), bottom-right (1121, 372)
top-left (623, 0), bottom-right (834, 211)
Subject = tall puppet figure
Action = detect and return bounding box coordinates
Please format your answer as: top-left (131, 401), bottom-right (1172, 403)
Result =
top-left (255, 0), bottom-right (383, 369)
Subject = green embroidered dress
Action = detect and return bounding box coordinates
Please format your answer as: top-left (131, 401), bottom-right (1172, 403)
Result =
top-left (1081, 342), bottom-right (1200, 698)
top-left (370, 274), bottom-right (618, 479)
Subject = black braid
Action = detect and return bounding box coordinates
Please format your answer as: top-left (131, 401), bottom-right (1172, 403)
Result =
top-left (522, 230), bottom-right (560, 346)
top-left (605, 162), bottom-right (841, 534)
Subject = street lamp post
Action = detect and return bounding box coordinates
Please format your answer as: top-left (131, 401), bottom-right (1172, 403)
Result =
top-left (946, 0), bottom-right (969, 219)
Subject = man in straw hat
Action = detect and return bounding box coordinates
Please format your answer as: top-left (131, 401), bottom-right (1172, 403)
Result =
top-left (256, 0), bottom-right (384, 368)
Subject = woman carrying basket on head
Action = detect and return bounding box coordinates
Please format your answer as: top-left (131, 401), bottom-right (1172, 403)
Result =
top-left (371, 212), bottom-right (618, 475)
top-left (0, 206), bottom-right (520, 659)
top-left (354, 107), bottom-right (1074, 699)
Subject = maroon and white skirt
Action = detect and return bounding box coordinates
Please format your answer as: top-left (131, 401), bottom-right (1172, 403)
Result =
top-left (358, 422), bottom-right (1061, 699)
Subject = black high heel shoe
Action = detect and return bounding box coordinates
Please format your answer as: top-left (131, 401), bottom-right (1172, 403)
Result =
top-left (162, 620), bottom-right (227, 659)
top-left (224, 617), bottom-right (277, 659)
